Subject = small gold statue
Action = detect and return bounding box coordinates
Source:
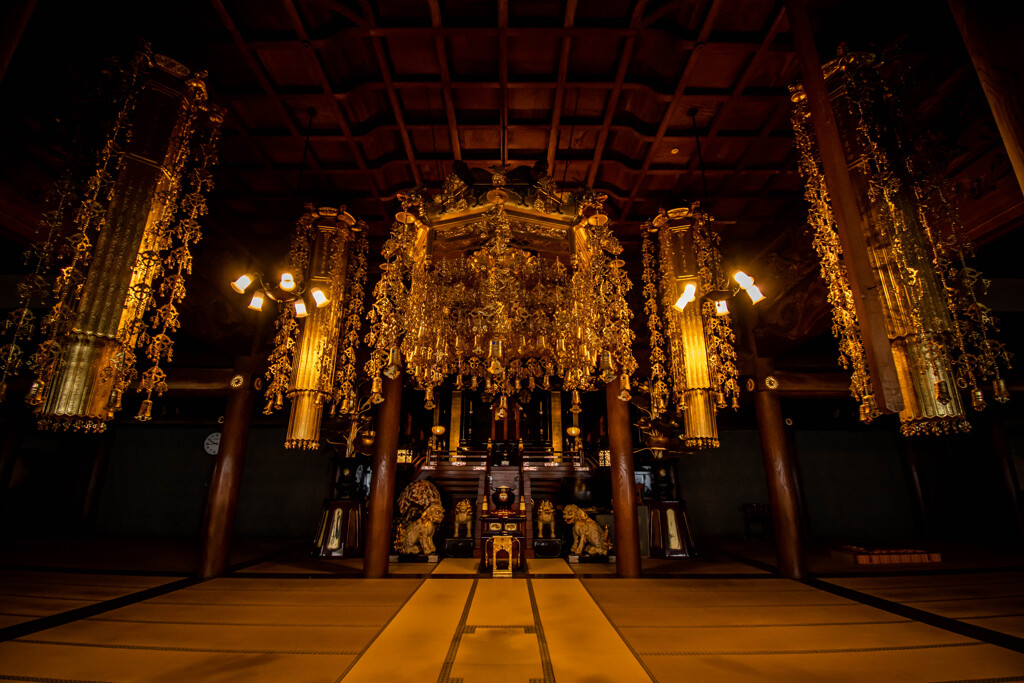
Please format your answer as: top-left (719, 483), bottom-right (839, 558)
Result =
top-left (453, 499), bottom-right (474, 538)
top-left (394, 503), bottom-right (445, 555)
top-left (563, 504), bottom-right (610, 556)
top-left (535, 499), bottom-right (557, 539)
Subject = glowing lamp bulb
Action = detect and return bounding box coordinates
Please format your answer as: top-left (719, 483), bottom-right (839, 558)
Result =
top-left (733, 271), bottom-right (755, 290)
top-left (672, 283), bottom-right (697, 312)
top-left (294, 300), bottom-right (308, 318)
top-left (745, 284), bottom-right (765, 305)
top-left (310, 287), bottom-right (329, 308)
top-left (231, 273), bottom-right (254, 294)
top-left (715, 299), bottom-right (730, 316)
top-left (279, 272), bottom-right (296, 291)
top-left (248, 290), bottom-right (265, 311)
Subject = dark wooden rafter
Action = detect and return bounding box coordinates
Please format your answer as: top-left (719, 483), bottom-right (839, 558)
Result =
top-left (546, 0), bottom-right (578, 173)
top-left (210, 0), bottom-right (321, 169)
top-left (685, 7), bottom-right (788, 177)
top-left (499, 0), bottom-right (509, 167)
top-left (427, 0), bottom-right (462, 163)
top-left (620, 0), bottom-right (726, 220)
top-left (671, 6), bottom-right (790, 209)
top-left (585, 0), bottom-right (649, 187)
top-left (365, 21), bottom-right (422, 186)
top-left (279, 0), bottom-right (389, 212)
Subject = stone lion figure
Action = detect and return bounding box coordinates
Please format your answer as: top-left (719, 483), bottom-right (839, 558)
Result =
top-left (394, 503), bottom-right (445, 555)
top-left (453, 499), bottom-right (474, 538)
top-left (562, 504), bottom-right (610, 556)
top-left (535, 499), bottom-right (557, 539)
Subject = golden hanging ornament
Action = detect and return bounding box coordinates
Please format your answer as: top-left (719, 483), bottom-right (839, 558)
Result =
top-left (791, 50), bottom-right (1010, 436)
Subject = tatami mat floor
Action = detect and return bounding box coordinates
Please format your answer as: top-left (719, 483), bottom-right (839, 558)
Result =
top-left (2, 542), bottom-right (1024, 681)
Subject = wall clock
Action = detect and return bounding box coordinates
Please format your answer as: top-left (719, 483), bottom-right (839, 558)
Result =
top-left (204, 432), bottom-right (221, 455)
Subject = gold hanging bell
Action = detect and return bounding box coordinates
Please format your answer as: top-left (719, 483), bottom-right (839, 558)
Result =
top-left (599, 350), bottom-right (616, 384)
top-left (496, 394), bottom-right (508, 419)
top-left (383, 347), bottom-right (401, 379)
top-left (136, 399), bottom-right (153, 422)
top-left (370, 376), bottom-right (384, 404)
top-left (569, 390), bottom-right (582, 414)
top-left (993, 377), bottom-right (1010, 403)
top-left (487, 339), bottom-right (503, 374)
top-left (971, 387), bottom-right (986, 412)
top-left (424, 386), bottom-right (435, 410)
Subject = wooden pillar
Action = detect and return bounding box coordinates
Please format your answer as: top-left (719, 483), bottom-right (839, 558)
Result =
top-left (783, 0), bottom-right (903, 415)
top-left (605, 377), bottom-right (641, 578)
top-left (78, 429), bottom-right (115, 535)
top-left (900, 438), bottom-right (931, 540)
top-left (949, 0), bottom-right (1024, 196)
top-left (363, 372), bottom-right (403, 578)
top-left (199, 355), bottom-right (259, 579)
top-left (987, 414), bottom-right (1024, 543)
top-left (754, 382), bottom-right (807, 580)
top-left (0, 0), bottom-right (36, 84)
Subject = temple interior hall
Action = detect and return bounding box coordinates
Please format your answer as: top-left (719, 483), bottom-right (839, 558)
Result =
top-left (2, 0), bottom-right (1024, 680)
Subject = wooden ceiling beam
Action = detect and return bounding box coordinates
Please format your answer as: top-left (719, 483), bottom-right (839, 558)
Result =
top-left (427, 0), bottom-right (462, 162)
top-left (620, 0), bottom-right (725, 220)
top-left (687, 6), bottom-right (787, 172)
top-left (545, 0), bottom-right (578, 173)
top-left (369, 36), bottom-right (423, 186)
top-left (499, 0), bottom-right (509, 167)
top-left (230, 125), bottom-right (791, 145)
top-left (586, 0), bottom-right (649, 187)
top-left (210, 0), bottom-right (320, 173)
top-left (281, 0), bottom-right (387, 216)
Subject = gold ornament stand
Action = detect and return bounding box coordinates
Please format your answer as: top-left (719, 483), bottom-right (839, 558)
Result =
top-left (485, 535), bottom-right (520, 577)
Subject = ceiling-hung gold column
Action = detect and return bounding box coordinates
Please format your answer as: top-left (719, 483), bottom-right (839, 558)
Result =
top-left (284, 208), bottom-right (358, 449)
top-left (791, 52), bottom-right (1009, 435)
top-left (29, 54), bottom-right (220, 431)
top-left (657, 208), bottom-right (718, 449)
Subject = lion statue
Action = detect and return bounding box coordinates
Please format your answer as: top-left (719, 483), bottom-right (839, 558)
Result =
top-left (562, 504), bottom-right (610, 556)
top-left (535, 499), bottom-right (557, 539)
top-left (453, 499), bottom-right (474, 538)
top-left (394, 502), bottom-right (445, 555)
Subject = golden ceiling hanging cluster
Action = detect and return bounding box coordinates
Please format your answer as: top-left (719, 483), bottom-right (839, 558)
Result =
top-left (0, 46), bottom-right (222, 431)
top-left (641, 204), bottom-right (744, 450)
top-left (365, 167), bottom-right (637, 418)
top-left (791, 50), bottom-right (1011, 436)
top-left (251, 206), bottom-right (369, 449)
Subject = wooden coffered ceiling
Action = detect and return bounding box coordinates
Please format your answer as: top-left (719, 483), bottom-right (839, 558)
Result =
top-left (0, 0), bottom-right (1019, 366)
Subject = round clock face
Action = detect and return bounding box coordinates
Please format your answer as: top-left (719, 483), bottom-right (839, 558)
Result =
top-left (204, 432), bottom-right (222, 455)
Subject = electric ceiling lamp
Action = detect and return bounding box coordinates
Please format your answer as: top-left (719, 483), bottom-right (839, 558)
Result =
top-left (234, 206), bottom-right (368, 449)
top-left (791, 50), bottom-right (1010, 436)
top-left (365, 166), bottom-right (637, 417)
top-left (0, 48), bottom-right (222, 430)
top-left (641, 203), bottom-right (741, 450)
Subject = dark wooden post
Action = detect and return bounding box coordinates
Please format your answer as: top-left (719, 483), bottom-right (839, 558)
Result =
top-left (753, 370), bottom-right (807, 580)
top-left (948, 0), bottom-right (1024, 196)
top-left (363, 373), bottom-right (403, 578)
top-left (199, 355), bottom-right (259, 579)
top-left (0, 0), bottom-right (36, 84)
top-left (606, 376), bottom-right (641, 578)
top-left (78, 429), bottom-right (115, 535)
top-left (784, 0), bottom-right (903, 415)
top-left (900, 438), bottom-right (931, 540)
top-left (987, 414), bottom-right (1024, 543)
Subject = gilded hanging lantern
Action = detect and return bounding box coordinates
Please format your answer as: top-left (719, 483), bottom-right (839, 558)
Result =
top-left (790, 51), bottom-right (1011, 436)
top-left (641, 203), bottom-right (740, 450)
top-left (0, 49), bottom-right (222, 431)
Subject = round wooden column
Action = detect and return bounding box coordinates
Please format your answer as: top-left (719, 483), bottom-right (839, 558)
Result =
top-left (363, 373), bottom-right (403, 578)
top-left (199, 356), bottom-right (259, 579)
top-left (753, 388), bottom-right (807, 580)
top-left (605, 377), bottom-right (641, 578)
top-left (948, 0), bottom-right (1024, 196)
